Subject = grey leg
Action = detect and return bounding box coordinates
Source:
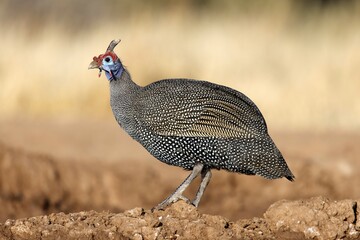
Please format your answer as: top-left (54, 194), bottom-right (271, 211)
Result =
top-left (192, 168), bottom-right (212, 207)
top-left (154, 163), bottom-right (204, 210)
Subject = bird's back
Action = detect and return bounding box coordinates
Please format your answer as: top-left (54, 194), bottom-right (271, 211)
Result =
top-left (128, 78), bottom-right (294, 180)
top-left (135, 79), bottom-right (267, 137)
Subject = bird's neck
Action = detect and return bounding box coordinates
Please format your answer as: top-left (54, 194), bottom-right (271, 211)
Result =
top-left (109, 68), bottom-right (141, 136)
top-left (109, 68), bottom-right (141, 95)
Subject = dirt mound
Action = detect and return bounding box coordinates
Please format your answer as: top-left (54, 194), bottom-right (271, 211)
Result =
top-left (1, 198), bottom-right (359, 240)
top-left (265, 197), bottom-right (360, 239)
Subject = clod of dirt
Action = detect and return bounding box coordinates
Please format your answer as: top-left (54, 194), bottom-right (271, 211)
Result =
top-left (264, 196), bottom-right (360, 240)
top-left (1, 198), bottom-right (360, 240)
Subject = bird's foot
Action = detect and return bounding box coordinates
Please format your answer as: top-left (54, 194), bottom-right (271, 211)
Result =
top-left (152, 194), bottom-right (190, 211)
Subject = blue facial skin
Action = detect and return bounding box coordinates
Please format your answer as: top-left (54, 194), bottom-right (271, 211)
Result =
top-left (102, 56), bottom-right (124, 81)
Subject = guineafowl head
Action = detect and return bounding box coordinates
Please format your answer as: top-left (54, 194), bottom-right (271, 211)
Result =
top-left (88, 39), bottom-right (123, 81)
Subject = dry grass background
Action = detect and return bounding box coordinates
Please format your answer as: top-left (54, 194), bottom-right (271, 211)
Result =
top-left (0, 0), bottom-right (360, 131)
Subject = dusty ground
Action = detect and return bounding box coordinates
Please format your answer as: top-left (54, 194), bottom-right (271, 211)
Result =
top-left (1, 198), bottom-right (359, 240)
top-left (0, 118), bottom-right (360, 239)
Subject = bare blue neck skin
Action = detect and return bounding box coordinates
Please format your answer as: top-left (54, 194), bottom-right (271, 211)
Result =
top-left (104, 59), bottom-right (124, 81)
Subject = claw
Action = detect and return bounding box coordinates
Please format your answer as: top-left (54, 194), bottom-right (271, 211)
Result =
top-left (153, 194), bottom-right (190, 211)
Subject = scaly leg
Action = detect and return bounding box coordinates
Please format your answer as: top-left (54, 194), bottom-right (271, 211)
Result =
top-left (192, 168), bottom-right (212, 207)
top-left (154, 163), bottom-right (204, 210)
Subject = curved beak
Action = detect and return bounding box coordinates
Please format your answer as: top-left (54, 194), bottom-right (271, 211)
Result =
top-left (88, 60), bottom-right (99, 69)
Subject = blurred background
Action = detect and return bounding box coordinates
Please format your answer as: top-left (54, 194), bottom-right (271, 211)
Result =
top-left (1, 0), bottom-right (359, 131)
top-left (0, 0), bottom-right (360, 222)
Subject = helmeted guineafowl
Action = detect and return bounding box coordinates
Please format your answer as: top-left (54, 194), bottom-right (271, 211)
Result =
top-left (89, 39), bottom-right (294, 209)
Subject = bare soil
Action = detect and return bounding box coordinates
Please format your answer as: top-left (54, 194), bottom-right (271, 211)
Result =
top-left (0, 118), bottom-right (360, 239)
top-left (1, 198), bottom-right (359, 240)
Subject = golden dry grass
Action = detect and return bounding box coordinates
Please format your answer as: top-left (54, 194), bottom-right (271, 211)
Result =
top-left (1, 3), bottom-right (360, 131)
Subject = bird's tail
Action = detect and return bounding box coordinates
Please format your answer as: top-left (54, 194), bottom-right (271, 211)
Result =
top-left (284, 167), bottom-right (295, 182)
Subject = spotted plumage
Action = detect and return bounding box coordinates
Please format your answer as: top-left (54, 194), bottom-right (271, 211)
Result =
top-left (89, 39), bottom-right (294, 209)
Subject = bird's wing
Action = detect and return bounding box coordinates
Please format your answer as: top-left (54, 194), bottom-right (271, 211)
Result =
top-left (134, 79), bottom-right (268, 139)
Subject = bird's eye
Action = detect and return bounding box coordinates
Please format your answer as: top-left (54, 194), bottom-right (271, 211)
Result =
top-left (102, 56), bottom-right (113, 65)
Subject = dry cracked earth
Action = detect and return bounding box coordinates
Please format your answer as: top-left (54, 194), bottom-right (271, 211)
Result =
top-left (0, 118), bottom-right (360, 239)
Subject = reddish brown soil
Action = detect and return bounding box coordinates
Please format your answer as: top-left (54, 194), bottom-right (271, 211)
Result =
top-left (1, 198), bottom-right (359, 240)
top-left (0, 118), bottom-right (360, 239)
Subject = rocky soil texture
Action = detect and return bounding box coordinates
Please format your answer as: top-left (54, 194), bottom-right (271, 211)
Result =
top-left (1, 198), bottom-right (359, 240)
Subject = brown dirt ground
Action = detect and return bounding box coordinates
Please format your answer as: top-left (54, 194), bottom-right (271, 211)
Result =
top-left (0, 118), bottom-right (360, 239)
